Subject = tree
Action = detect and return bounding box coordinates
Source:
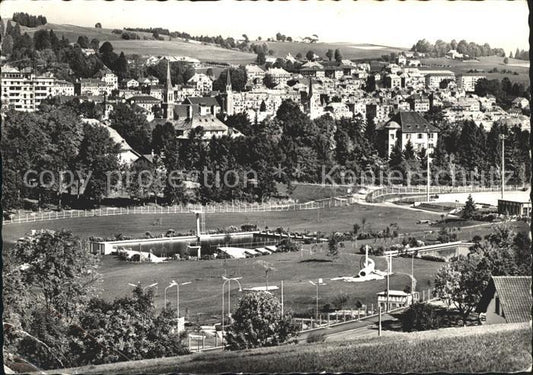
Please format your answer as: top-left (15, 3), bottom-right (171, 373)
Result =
top-left (334, 48), bottom-right (343, 63)
top-left (263, 73), bottom-right (276, 89)
top-left (113, 51), bottom-right (129, 80)
top-left (255, 51), bottom-right (266, 65)
top-left (76, 123), bottom-right (121, 203)
top-left (71, 287), bottom-right (188, 365)
top-left (95, 22), bottom-right (102, 28)
top-left (76, 35), bottom-right (89, 49)
top-left (1, 34), bottom-right (13, 55)
top-left (3, 230), bottom-right (100, 369)
top-left (306, 50), bottom-right (315, 61)
top-left (328, 232), bottom-right (341, 257)
top-left (109, 103), bottom-right (152, 153)
top-left (461, 194), bottom-right (477, 220)
top-left (400, 302), bottom-right (443, 332)
top-left (326, 49), bottom-right (334, 61)
top-left (89, 38), bottom-right (100, 51)
top-left (33, 29), bottom-right (51, 50)
top-left (503, 57), bottom-right (509, 64)
top-left (226, 292), bottom-right (297, 350)
top-left (433, 253), bottom-right (491, 323)
top-left (213, 66), bottom-right (248, 92)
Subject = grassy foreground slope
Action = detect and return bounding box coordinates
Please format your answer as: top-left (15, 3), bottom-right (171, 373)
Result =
top-left (40, 323), bottom-right (531, 374)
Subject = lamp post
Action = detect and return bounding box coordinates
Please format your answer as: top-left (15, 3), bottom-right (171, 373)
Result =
top-left (165, 280), bottom-right (192, 319)
top-left (221, 276), bottom-right (243, 345)
top-left (308, 278), bottom-right (326, 320)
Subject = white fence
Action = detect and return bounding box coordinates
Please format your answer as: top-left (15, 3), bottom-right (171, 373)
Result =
top-left (366, 185), bottom-right (507, 203)
top-left (3, 195), bottom-right (361, 225)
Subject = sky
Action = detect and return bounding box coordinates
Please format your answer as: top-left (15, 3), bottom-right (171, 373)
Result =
top-left (0, 0), bottom-right (529, 54)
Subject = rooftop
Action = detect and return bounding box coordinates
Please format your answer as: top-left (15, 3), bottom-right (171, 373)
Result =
top-left (492, 276), bottom-right (532, 323)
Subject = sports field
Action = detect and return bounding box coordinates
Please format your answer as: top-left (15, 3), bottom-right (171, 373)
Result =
top-left (2, 203), bottom-right (442, 244)
top-left (434, 190), bottom-right (531, 206)
top-left (97, 248), bottom-right (443, 320)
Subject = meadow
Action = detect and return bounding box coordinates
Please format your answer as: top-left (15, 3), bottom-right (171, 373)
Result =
top-left (44, 323), bottom-right (531, 374)
top-left (420, 56), bottom-right (530, 86)
top-left (2, 203), bottom-right (443, 244)
top-left (264, 41), bottom-right (406, 61)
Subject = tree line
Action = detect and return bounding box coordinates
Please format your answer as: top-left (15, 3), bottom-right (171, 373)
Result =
top-left (411, 39), bottom-right (506, 58)
top-left (510, 48), bottom-right (529, 60)
top-left (11, 12), bottom-right (47, 27)
top-left (2, 96), bottom-right (530, 211)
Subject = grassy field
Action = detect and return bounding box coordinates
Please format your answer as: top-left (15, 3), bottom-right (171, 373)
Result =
top-left (264, 41), bottom-right (406, 60)
top-left (111, 40), bottom-right (257, 64)
top-left (95, 249), bottom-right (443, 319)
top-left (19, 22), bottom-right (154, 42)
top-left (420, 56), bottom-right (530, 86)
top-left (2, 203), bottom-right (443, 244)
top-left (49, 323), bottom-right (531, 374)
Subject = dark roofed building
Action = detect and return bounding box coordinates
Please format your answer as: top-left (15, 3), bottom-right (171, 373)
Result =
top-left (477, 276), bottom-right (532, 325)
top-left (383, 111), bottom-right (439, 156)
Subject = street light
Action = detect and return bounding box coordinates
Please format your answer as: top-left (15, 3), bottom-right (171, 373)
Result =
top-left (164, 280), bottom-right (192, 319)
top-left (309, 278), bottom-right (326, 320)
top-left (221, 276), bottom-right (243, 345)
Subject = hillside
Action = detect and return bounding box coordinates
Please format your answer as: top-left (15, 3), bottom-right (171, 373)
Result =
top-left (420, 55), bottom-right (530, 86)
top-left (36, 323), bottom-right (531, 374)
top-left (15, 21), bottom-right (406, 64)
top-left (265, 41), bottom-right (407, 60)
top-left (18, 21), bottom-right (154, 42)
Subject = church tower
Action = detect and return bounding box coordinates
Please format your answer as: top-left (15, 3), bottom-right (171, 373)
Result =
top-left (163, 58), bottom-right (174, 121)
top-left (225, 68), bottom-right (234, 116)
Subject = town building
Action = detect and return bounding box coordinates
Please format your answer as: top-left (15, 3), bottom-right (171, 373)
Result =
top-left (187, 73), bottom-right (213, 94)
top-left (1, 66), bottom-right (74, 111)
top-left (384, 74), bottom-right (402, 89)
top-left (76, 78), bottom-right (113, 96)
top-left (126, 79), bottom-right (140, 89)
top-left (456, 74), bottom-right (486, 92)
top-left (127, 95), bottom-right (161, 113)
top-left (424, 71), bottom-right (455, 89)
top-left (377, 290), bottom-right (418, 310)
top-left (245, 64), bottom-right (266, 87)
top-left (498, 199), bottom-right (532, 217)
top-left (384, 111), bottom-right (439, 156)
top-left (265, 67), bottom-right (292, 85)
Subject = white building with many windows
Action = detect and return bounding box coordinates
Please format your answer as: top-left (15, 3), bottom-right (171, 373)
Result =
top-left (1, 66), bottom-right (75, 111)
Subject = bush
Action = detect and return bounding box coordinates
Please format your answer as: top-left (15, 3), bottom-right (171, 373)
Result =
top-left (226, 292), bottom-right (297, 350)
top-left (400, 302), bottom-right (442, 332)
top-left (306, 332), bottom-right (326, 343)
top-left (420, 255), bottom-right (446, 262)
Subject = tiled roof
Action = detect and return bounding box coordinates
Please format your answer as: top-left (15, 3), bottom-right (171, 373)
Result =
top-left (395, 111), bottom-right (439, 133)
top-left (185, 97), bottom-right (219, 107)
top-left (493, 276), bottom-right (532, 323)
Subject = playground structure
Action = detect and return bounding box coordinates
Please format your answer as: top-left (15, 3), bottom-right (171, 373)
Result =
top-left (331, 245), bottom-right (390, 283)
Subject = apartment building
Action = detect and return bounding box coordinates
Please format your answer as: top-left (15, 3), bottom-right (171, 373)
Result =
top-left (1, 66), bottom-right (74, 111)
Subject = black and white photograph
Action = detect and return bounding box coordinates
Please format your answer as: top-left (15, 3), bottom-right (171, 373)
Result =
top-left (1, 0), bottom-right (531, 373)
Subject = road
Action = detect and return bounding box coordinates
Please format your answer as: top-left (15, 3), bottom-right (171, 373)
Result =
top-left (296, 311), bottom-right (400, 342)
